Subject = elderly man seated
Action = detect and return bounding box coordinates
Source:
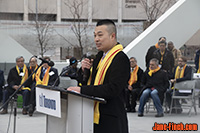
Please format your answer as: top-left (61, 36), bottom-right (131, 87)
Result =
top-left (166, 56), bottom-right (192, 113)
top-left (138, 58), bottom-right (169, 117)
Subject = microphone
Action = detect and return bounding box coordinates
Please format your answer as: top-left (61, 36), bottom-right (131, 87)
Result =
top-left (38, 57), bottom-right (54, 67)
top-left (83, 52), bottom-right (91, 83)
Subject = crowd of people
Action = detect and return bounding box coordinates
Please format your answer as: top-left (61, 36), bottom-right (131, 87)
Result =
top-left (0, 19), bottom-right (199, 133)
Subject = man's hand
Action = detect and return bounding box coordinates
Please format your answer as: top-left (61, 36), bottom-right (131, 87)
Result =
top-left (170, 79), bottom-right (176, 83)
top-left (67, 86), bottom-right (81, 93)
top-left (128, 85), bottom-right (133, 91)
top-left (12, 85), bottom-right (19, 90)
top-left (81, 58), bottom-right (93, 72)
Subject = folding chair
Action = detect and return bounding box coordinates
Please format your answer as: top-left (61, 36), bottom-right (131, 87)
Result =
top-left (193, 73), bottom-right (200, 108)
top-left (169, 80), bottom-right (197, 116)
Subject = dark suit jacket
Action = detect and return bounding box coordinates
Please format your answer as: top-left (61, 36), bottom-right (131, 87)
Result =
top-left (131, 67), bottom-right (143, 93)
top-left (145, 45), bottom-right (157, 67)
top-left (195, 49), bottom-right (200, 71)
top-left (0, 70), bottom-right (4, 87)
top-left (39, 67), bottom-right (60, 86)
top-left (141, 69), bottom-right (169, 104)
top-left (172, 65), bottom-right (192, 83)
top-left (80, 50), bottom-right (130, 133)
top-left (153, 49), bottom-right (174, 78)
top-left (7, 66), bottom-right (32, 93)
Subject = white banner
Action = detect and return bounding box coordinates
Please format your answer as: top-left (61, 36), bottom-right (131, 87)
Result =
top-left (36, 87), bottom-right (61, 118)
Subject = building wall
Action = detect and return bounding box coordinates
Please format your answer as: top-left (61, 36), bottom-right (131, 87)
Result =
top-left (0, 0), bottom-right (149, 22)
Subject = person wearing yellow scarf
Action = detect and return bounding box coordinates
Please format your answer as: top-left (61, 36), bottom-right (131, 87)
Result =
top-left (166, 57), bottom-right (192, 113)
top-left (138, 58), bottom-right (169, 117)
top-left (29, 56), bottom-right (59, 117)
top-left (0, 56), bottom-right (32, 115)
top-left (67, 19), bottom-right (130, 133)
top-left (195, 50), bottom-right (200, 73)
top-left (152, 40), bottom-right (174, 78)
top-left (29, 56), bottom-right (38, 81)
top-left (145, 37), bottom-right (166, 67)
top-left (126, 57), bottom-right (143, 112)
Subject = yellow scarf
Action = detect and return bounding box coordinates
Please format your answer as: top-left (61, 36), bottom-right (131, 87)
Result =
top-left (198, 56), bottom-right (200, 73)
top-left (148, 66), bottom-right (160, 76)
top-left (36, 66), bottom-right (51, 86)
top-left (128, 65), bottom-right (139, 86)
top-left (30, 65), bottom-right (38, 80)
top-left (88, 44), bottom-right (123, 124)
top-left (171, 64), bottom-right (187, 90)
top-left (160, 50), bottom-right (165, 65)
top-left (175, 64), bottom-right (186, 79)
top-left (16, 65), bottom-right (31, 91)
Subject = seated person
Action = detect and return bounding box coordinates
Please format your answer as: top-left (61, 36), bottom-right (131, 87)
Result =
top-left (0, 56), bottom-right (32, 115)
top-left (166, 56), bottom-right (192, 113)
top-left (29, 56), bottom-right (59, 116)
top-left (28, 56), bottom-right (38, 116)
top-left (138, 58), bottom-right (169, 117)
top-left (61, 57), bottom-right (78, 80)
top-left (125, 57), bottom-right (143, 112)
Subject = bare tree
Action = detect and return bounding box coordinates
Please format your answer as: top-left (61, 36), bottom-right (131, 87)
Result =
top-left (140, 0), bottom-right (177, 30)
top-left (61, 0), bottom-right (91, 58)
top-left (34, 14), bottom-right (55, 57)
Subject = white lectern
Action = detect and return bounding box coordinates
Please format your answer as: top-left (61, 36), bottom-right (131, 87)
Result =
top-left (36, 79), bottom-right (105, 133)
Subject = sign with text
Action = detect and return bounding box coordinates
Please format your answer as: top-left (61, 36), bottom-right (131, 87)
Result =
top-left (36, 87), bottom-right (61, 118)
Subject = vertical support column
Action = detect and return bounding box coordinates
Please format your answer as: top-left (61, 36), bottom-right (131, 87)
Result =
top-left (23, 0), bottom-right (28, 21)
top-left (118, 0), bottom-right (122, 24)
top-left (88, 0), bottom-right (93, 24)
top-left (57, 0), bottom-right (61, 22)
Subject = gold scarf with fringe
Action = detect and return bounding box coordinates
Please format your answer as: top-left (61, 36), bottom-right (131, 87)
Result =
top-left (87, 44), bottom-right (123, 124)
top-left (128, 65), bottom-right (139, 85)
top-left (36, 66), bottom-right (51, 86)
top-left (16, 64), bottom-right (31, 91)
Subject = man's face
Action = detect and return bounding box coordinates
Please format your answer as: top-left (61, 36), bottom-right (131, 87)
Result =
top-left (167, 42), bottom-right (174, 51)
top-left (178, 58), bottom-right (186, 67)
top-left (130, 58), bottom-right (137, 68)
top-left (159, 43), bottom-right (166, 52)
top-left (29, 58), bottom-right (37, 67)
top-left (149, 61), bottom-right (158, 70)
top-left (16, 58), bottom-right (24, 68)
top-left (94, 25), bottom-right (115, 53)
top-left (43, 59), bottom-right (49, 68)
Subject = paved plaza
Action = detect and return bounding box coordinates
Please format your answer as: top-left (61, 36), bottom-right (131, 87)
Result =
top-left (0, 104), bottom-right (200, 133)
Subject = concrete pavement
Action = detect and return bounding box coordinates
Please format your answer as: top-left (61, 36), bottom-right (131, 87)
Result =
top-left (0, 105), bottom-right (200, 133)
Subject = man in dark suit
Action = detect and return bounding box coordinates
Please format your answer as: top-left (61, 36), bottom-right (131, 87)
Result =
top-left (138, 58), bottom-right (169, 117)
top-left (166, 56), bottom-right (192, 113)
top-left (125, 57), bottom-right (143, 112)
top-left (145, 37), bottom-right (166, 67)
top-left (0, 69), bottom-right (5, 103)
top-left (28, 56), bottom-right (38, 116)
top-left (67, 19), bottom-right (130, 133)
top-left (0, 56), bottom-right (32, 115)
top-left (195, 49), bottom-right (200, 73)
top-left (153, 40), bottom-right (174, 78)
top-left (61, 57), bottom-right (78, 80)
top-left (29, 56), bottom-right (59, 116)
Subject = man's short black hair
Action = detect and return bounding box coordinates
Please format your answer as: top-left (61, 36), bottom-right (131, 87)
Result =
top-left (96, 19), bottom-right (117, 38)
top-left (96, 19), bottom-right (116, 27)
top-left (158, 37), bottom-right (166, 41)
top-left (158, 40), bottom-right (167, 46)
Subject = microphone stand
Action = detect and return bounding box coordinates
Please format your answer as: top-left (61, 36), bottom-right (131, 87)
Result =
top-left (0, 61), bottom-right (44, 133)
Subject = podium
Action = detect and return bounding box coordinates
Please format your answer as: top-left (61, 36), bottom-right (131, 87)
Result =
top-left (36, 78), bottom-right (105, 133)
